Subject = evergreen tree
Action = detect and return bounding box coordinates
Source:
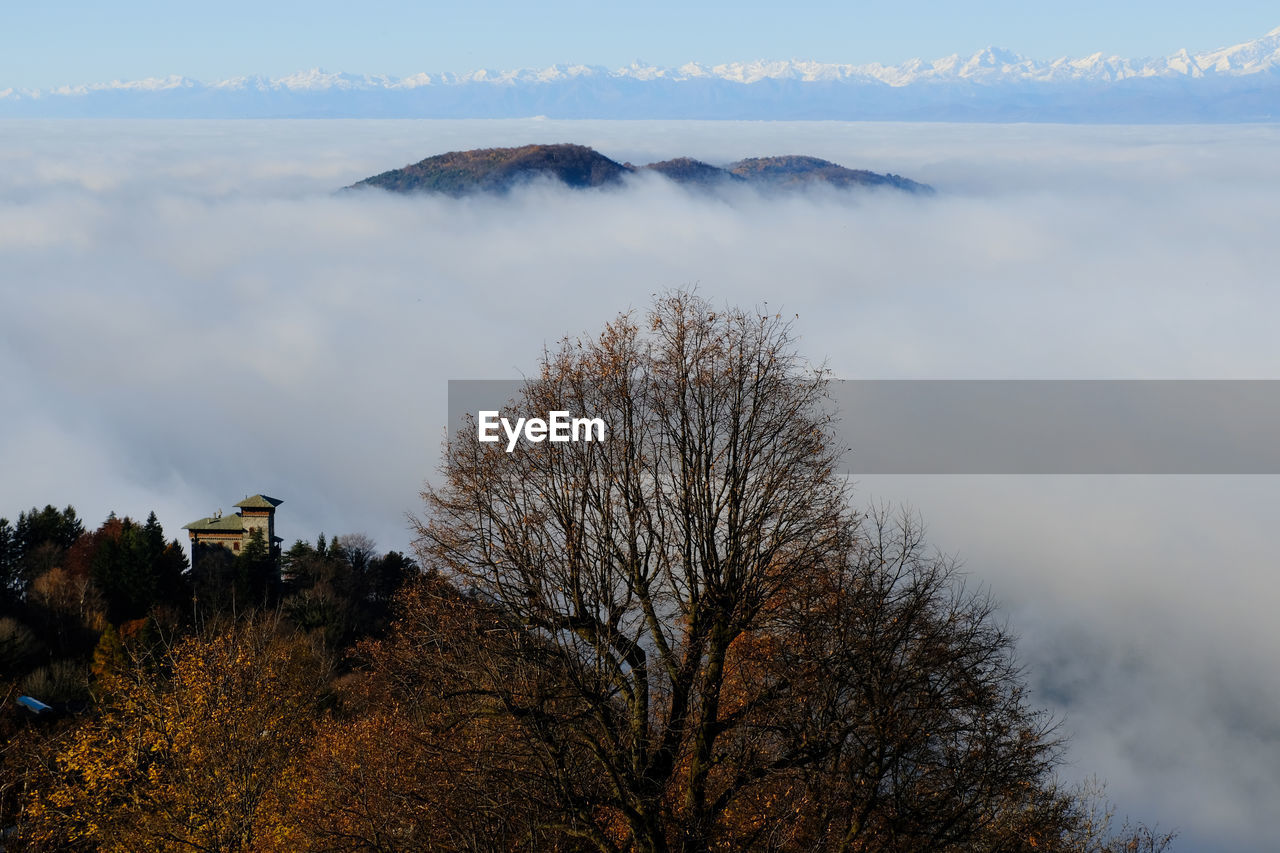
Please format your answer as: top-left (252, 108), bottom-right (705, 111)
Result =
top-left (11, 504), bottom-right (84, 597)
top-left (0, 517), bottom-right (17, 611)
top-left (366, 551), bottom-right (415, 605)
top-left (89, 513), bottom-right (190, 624)
top-left (141, 512), bottom-right (190, 613)
top-left (235, 527), bottom-right (277, 609)
top-left (15, 504), bottom-right (84, 556)
top-left (90, 517), bottom-right (138, 623)
top-left (280, 538), bottom-right (315, 591)
top-left (280, 534), bottom-right (415, 649)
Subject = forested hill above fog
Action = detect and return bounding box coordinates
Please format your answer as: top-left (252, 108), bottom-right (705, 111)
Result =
top-left (347, 144), bottom-right (933, 196)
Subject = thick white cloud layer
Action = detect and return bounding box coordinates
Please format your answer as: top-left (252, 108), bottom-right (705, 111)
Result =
top-left (2, 119), bottom-right (1278, 851)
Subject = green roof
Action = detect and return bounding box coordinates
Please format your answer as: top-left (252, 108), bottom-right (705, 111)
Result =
top-left (234, 494), bottom-right (282, 509)
top-left (183, 513), bottom-right (245, 532)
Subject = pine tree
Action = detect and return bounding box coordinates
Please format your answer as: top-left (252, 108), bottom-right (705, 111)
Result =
top-left (0, 517), bottom-right (17, 611)
top-left (12, 504), bottom-right (84, 594)
top-left (235, 527), bottom-right (276, 608)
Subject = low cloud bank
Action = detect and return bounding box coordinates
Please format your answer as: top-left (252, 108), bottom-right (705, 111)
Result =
top-left (2, 119), bottom-right (1279, 851)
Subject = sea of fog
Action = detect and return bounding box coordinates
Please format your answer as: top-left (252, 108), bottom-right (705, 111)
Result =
top-left (3, 119), bottom-right (1279, 851)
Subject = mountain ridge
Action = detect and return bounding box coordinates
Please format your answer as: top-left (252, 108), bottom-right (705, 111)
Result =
top-left (348, 145), bottom-right (934, 196)
top-left (11, 26), bottom-right (1280, 95)
top-left (5, 27), bottom-right (1280, 121)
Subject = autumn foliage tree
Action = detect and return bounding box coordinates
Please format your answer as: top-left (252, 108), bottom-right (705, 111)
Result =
top-left (409, 292), bottom-right (1105, 852)
top-left (23, 617), bottom-right (329, 852)
top-left (292, 578), bottom-right (570, 851)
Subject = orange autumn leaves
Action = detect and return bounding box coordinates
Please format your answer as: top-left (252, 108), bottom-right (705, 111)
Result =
top-left (25, 620), bottom-right (324, 851)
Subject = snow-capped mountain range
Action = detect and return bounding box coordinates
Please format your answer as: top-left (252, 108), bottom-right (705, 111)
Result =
top-left (4, 27), bottom-right (1279, 120)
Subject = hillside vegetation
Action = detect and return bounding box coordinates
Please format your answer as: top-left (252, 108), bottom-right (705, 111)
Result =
top-left (349, 144), bottom-right (935, 196)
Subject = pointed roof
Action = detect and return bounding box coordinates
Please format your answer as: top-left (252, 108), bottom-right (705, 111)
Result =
top-left (234, 494), bottom-right (282, 510)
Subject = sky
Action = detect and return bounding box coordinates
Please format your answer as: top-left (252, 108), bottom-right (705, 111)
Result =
top-left (3, 1), bottom-right (1279, 89)
top-left (2, 118), bottom-right (1279, 851)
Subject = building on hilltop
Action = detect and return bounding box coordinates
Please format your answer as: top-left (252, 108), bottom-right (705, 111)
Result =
top-left (183, 494), bottom-right (283, 561)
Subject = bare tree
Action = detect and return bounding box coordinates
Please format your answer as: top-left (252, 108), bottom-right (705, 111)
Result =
top-left (411, 292), bottom-right (1146, 853)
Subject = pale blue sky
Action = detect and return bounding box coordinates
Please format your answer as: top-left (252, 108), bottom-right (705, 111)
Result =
top-left (4, 1), bottom-right (1278, 89)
